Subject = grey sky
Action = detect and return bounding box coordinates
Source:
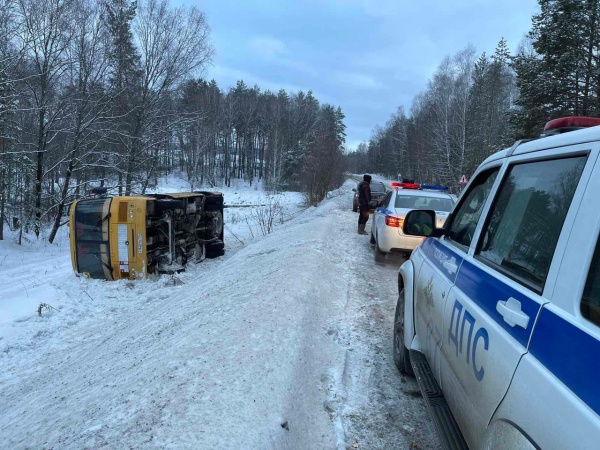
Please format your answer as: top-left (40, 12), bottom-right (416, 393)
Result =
top-left (179, 0), bottom-right (539, 149)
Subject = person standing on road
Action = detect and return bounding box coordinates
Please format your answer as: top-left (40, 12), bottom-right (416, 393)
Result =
top-left (357, 174), bottom-right (372, 235)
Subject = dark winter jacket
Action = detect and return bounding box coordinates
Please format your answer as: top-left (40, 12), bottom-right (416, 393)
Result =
top-left (357, 181), bottom-right (371, 207)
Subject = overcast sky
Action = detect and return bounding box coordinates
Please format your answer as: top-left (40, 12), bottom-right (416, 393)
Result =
top-left (179, 0), bottom-right (539, 150)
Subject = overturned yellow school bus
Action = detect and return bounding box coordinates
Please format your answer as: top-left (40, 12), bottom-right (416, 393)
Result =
top-left (69, 189), bottom-right (224, 280)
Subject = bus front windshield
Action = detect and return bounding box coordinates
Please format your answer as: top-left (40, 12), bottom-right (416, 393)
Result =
top-left (74, 198), bottom-right (112, 279)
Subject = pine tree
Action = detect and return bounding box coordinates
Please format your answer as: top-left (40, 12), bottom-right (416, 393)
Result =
top-left (467, 39), bottom-right (515, 169)
top-left (511, 0), bottom-right (600, 137)
top-left (300, 104), bottom-right (345, 204)
top-left (103, 0), bottom-right (142, 195)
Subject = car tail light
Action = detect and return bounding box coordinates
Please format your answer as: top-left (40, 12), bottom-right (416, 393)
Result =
top-left (385, 215), bottom-right (403, 227)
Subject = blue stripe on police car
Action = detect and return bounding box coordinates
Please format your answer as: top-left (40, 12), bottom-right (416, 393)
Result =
top-left (529, 308), bottom-right (600, 417)
top-left (427, 239), bottom-right (463, 284)
top-left (455, 260), bottom-right (542, 348)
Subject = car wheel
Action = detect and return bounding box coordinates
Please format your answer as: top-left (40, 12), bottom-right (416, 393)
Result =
top-left (210, 211), bottom-right (224, 238)
top-left (195, 192), bottom-right (223, 211)
top-left (393, 289), bottom-right (414, 376)
top-left (205, 197), bottom-right (223, 212)
top-left (375, 235), bottom-right (386, 262)
top-left (205, 240), bottom-right (225, 258)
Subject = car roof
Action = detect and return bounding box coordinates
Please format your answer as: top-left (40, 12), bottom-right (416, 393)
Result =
top-left (484, 124), bottom-right (600, 165)
top-left (515, 124), bottom-right (600, 154)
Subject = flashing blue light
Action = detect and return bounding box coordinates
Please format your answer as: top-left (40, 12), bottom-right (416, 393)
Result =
top-left (420, 184), bottom-right (449, 191)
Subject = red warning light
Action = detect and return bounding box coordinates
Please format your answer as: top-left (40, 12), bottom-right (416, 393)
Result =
top-left (543, 116), bottom-right (600, 135)
top-left (400, 182), bottom-right (420, 189)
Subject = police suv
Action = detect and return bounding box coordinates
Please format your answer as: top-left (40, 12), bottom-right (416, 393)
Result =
top-left (394, 116), bottom-right (600, 449)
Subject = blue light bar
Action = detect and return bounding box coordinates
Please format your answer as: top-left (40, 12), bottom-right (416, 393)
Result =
top-left (420, 184), bottom-right (449, 191)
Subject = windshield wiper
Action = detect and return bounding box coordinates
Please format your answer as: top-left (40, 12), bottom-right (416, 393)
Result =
top-left (94, 212), bottom-right (112, 232)
top-left (96, 212), bottom-right (111, 227)
top-left (92, 252), bottom-right (114, 275)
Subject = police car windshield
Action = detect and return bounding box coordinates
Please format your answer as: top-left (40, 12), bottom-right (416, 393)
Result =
top-left (395, 195), bottom-right (453, 212)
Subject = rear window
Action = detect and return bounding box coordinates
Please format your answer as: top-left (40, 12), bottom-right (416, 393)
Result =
top-left (394, 195), bottom-right (453, 212)
top-left (371, 184), bottom-right (386, 194)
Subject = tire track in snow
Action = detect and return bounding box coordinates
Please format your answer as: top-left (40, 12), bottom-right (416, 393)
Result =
top-left (321, 193), bottom-right (440, 450)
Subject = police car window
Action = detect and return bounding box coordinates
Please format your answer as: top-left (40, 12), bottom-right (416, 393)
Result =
top-left (477, 156), bottom-right (586, 293)
top-left (395, 195), bottom-right (453, 211)
top-left (582, 235), bottom-right (600, 327)
top-left (447, 168), bottom-right (499, 249)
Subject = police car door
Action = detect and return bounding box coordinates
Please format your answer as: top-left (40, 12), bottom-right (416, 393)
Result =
top-left (414, 167), bottom-right (500, 383)
top-left (443, 147), bottom-right (591, 447)
top-left (373, 190), bottom-right (393, 238)
top-left (491, 146), bottom-right (600, 449)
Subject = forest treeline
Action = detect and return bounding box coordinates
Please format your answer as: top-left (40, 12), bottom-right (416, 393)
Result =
top-left (0, 0), bottom-right (346, 242)
top-left (347, 0), bottom-right (600, 192)
top-left (3, 0), bottom-right (597, 242)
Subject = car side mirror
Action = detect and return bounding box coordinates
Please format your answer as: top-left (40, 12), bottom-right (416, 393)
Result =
top-left (403, 210), bottom-right (442, 237)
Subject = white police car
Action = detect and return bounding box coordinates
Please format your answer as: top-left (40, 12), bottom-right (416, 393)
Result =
top-left (394, 116), bottom-right (600, 449)
top-left (370, 182), bottom-right (454, 255)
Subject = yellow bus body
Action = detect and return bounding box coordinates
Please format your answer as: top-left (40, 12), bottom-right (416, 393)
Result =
top-left (69, 192), bottom-right (224, 280)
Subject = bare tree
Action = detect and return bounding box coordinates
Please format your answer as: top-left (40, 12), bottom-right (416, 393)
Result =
top-left (0, 0), bottom-right (22, 240)
top-left (16, 0), bottom-right (74, 236)
top-left (0, 0), bottom-right (348, 241)
top-left (419, 47), bottom-right (475, 189)
top-left (48, 0), bottom-right (112, 243)
top-left (122, 0), bottom-right (213, 195)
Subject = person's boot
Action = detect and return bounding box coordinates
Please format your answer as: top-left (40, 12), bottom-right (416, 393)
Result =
top-left (358, 224), bottom-right (368, 235)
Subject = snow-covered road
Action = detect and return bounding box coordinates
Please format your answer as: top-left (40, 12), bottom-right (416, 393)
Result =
top-left (0, 181), bottom-right (439, 449)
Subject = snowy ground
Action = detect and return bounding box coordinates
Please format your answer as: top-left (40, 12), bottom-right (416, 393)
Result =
top-left (0, 178), bottom-right (439, 449)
